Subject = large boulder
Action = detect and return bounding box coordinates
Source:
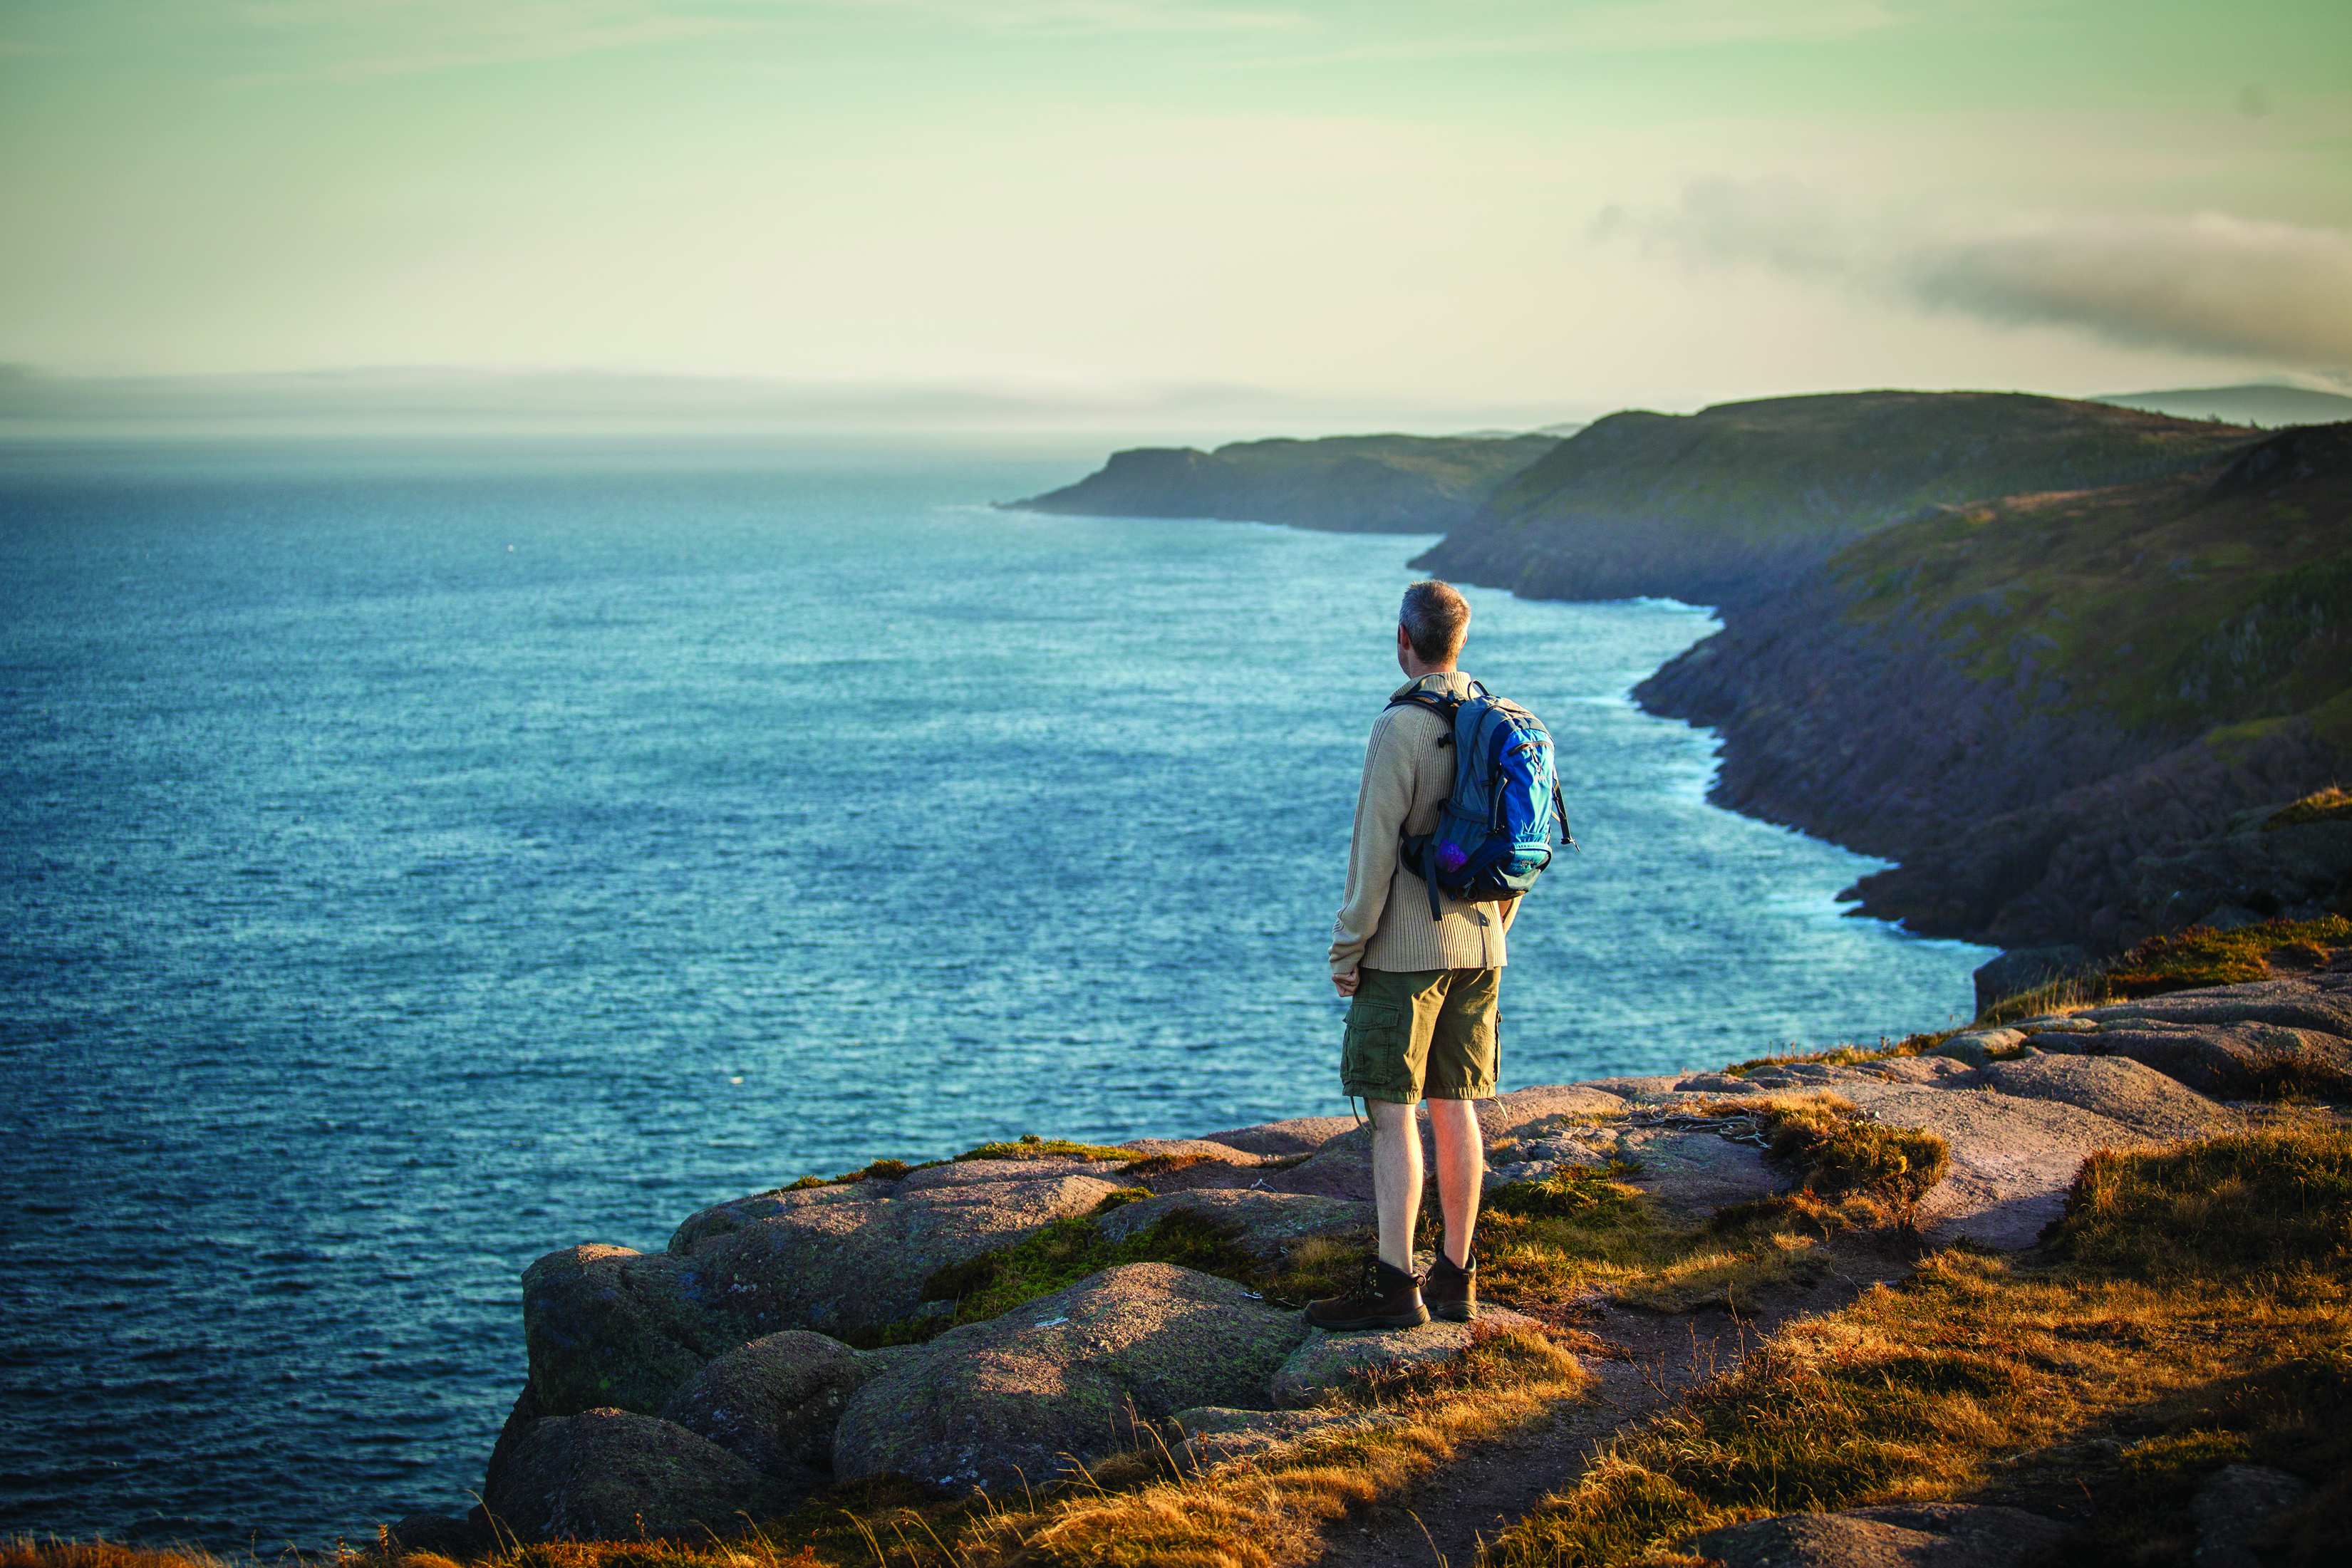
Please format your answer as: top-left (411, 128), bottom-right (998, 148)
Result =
top-left (832, 1262), bottom-right (1311, 1493)
top-left (1270, 1311), bottom-right (1545, 1409)
top-left (522, 1245), bottom-right (738, 1416)
top-left (667, 1179), bottom-right (896, 1256)
top-left (671, 1173), bottom-right (1125, 1341)
top-left (481, 1407), bottom-right (793, 1542)
top-left (1683, 1502), bottom-right (2068, 1567)
top-left (657, 1330), bottom-right (892, 1484)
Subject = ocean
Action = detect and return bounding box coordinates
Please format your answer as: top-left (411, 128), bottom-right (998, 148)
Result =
top-left (0, 440), bottom-right (1989, 1549)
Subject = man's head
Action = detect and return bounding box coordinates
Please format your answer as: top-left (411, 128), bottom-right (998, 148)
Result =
top-left (1397, 579), bottom-right (1470, 675)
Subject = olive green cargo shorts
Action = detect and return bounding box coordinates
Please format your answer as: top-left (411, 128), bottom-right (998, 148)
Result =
top-left (1340, 967), bottom-right (1501, 1105)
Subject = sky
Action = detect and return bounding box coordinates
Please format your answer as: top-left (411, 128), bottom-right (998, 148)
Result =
top-left (1, 0), bottom-right (2347, 435)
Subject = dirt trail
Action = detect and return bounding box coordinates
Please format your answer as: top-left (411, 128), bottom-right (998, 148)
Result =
top-left (1308, 1252), bottom-right (1912, 1568)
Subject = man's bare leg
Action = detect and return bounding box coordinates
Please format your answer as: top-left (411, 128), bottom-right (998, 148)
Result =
top-left (1369, 1098), bottom-right (1423, 1272)
top-left (1426, 1097), bottom-right (1484, 1267)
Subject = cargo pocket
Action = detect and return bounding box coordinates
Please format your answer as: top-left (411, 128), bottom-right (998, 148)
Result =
top-left (1341, 1000), bottom-right (1414, 1099)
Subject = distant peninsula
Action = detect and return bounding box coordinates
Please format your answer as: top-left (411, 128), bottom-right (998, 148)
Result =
top-left (1007, 432), bottom-right (1560, 534)
top-left (1008, 390), bottom-right (2352, 978)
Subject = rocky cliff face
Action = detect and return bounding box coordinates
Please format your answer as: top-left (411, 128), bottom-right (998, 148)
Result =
top-left (1636, 424), bottom-right (2352, 950)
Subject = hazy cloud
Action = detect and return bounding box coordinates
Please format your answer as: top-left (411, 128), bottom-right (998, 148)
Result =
top-left (1610, 180), bottom-right (2352, 367)
top-left (1905, 213), bottom-right (2352, 363)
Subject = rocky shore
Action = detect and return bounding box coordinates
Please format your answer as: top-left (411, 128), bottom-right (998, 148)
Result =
top-left (375, 954), bottom-right (2352, 1567)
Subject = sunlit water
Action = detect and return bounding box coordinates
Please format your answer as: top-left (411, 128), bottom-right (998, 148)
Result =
top-left (0, 441), bottom-right (1989, 1548)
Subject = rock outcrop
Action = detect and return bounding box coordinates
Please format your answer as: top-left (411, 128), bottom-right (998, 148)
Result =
top-left (831, 1264), bottom-right (1310, 1493)
top-left (464, 958), bottom-right (2350, 1538)
top-left (482, 1408), bottom-right (796, 1542)
top-left (1682, 1501), bottom-right (2070, 1567)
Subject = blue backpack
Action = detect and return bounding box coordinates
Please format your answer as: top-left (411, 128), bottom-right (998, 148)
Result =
top-left (1389, 682), bottom-right (1575, 919)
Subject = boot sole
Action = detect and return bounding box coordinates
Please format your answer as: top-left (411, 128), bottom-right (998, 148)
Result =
top-left (1430, 1302), bottom-right (1477, 1322)
top-left (1304, 1304), bottom-right (1431, 1331)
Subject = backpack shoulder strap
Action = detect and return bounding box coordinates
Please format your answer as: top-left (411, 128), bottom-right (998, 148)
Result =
top-left (1384, 689), bottom-right (1461, 745)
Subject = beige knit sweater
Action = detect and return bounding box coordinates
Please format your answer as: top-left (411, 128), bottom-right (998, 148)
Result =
top-left (1328, 670), bottom-right (1519, 977)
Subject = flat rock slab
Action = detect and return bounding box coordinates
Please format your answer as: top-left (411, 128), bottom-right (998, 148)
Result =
top-left (671, 1173), bottom-right (1125, 1341)
top-left (1972, 1054), bottom-right (2241, 1143)
top-left (2043, 974), bottom-right (2352, 1096)
top-left (1198, 1116), bottom-right (1359, 1157)
top-left (482, 1407), bottom-right (794, 1543)
top-left (1478, 1085), bottom-right (1628, 1137)
top-left (832, 1262), bottom-right (1310, 1494)
top-left (1121, 1138), bottom-right (1260, 1160)
top-left (1684, 1502), bottom-right (2068, 1567)
top-left (1838, 1083), bottom-right (2148, 1249)
top-left (1587, 1125), bottom-right (1785, 1220)
top-left (896, 1157), bottom-right (1135, 1193)
top-left (1271, 1309), bottom-right (1542, 1408)
top-left (1096, 1188), bottom-right (1374, 1255)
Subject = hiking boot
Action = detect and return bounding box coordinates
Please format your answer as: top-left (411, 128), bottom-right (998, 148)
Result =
top-left (1424, 1248), bottom-right (1478, 1322)
top-left (1305, 1257), bottom-right (1429, 1331)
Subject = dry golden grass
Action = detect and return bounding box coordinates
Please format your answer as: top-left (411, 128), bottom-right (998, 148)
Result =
top-left (958, 1324), bottom-right (1589, 1568)
top-left (1486, 1126), bottom-right (2352, 1568)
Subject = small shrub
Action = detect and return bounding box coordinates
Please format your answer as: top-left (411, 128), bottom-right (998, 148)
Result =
top-left (1091, 1186), bottom-right (1151, 1214)
top-left (1486, 1162), bottom-right (1648, 1223)
top-left (2264, 786), bottom-right (2352, 831)
top-left (2049, 1127), bottom-right (2352, 1277)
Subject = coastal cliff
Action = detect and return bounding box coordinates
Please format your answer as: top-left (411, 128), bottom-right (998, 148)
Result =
top-left (1008, 432), bottom-right (1559, 533)
top-left (1637, 422), bottom-right (2352, 951)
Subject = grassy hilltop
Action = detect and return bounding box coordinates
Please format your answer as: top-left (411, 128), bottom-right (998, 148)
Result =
top-left (1009, 432), bottom-right (1559, 534)
top-left (1833, 422), bottom-right (2352, 750)
top-left (1413, 391), bottom-right (2259, 606)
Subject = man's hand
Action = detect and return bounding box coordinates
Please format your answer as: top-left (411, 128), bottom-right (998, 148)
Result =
top-left (1333, 967), bottom-right (1360, 997)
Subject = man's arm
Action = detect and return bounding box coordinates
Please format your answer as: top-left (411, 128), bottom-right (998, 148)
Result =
top-left (1329, 708), bottom-right (1419, 987)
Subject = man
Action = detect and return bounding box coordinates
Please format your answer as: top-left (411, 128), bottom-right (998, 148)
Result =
top-left (1310, 579), bottom-right (1515, 1331)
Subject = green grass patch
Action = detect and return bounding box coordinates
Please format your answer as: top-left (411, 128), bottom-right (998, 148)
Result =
top-left (953, 1133), bottom-right (1144, 1163)
top-left (2100, 917), bottom-right (2352, 999)
top-left (777, 1157), bottom-right (934, 1190)
top-left (1978, 915), bottom-right (2352, 1025)
top-left (1723, 1032), bottom-right (1948, 1075)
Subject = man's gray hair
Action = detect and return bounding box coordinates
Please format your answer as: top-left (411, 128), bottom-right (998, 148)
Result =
top-left (1400, 580), bottom-right (1471, 665)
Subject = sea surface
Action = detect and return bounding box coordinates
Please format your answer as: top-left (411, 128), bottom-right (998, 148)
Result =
top-left (0, 440), bottom-right (1990, 1550)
